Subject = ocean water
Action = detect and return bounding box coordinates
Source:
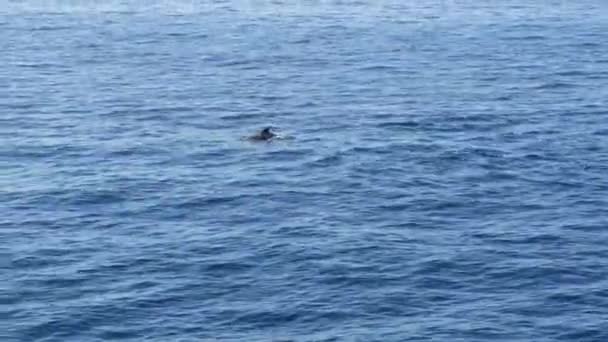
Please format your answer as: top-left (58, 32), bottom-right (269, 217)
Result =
top-left (3, 1), bottom-right (608, 341)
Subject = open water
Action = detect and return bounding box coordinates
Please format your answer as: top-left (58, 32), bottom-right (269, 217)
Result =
top-left (2, 1), bottom-right (608, 341)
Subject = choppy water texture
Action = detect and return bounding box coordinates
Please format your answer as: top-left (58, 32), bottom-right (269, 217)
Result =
top-left (3, 1), bottom-right (608, 341)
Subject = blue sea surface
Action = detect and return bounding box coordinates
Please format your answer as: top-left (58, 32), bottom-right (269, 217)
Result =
top-left (3, 1), bottom-right (608, 341)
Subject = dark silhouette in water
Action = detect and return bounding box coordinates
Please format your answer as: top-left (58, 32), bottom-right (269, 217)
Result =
top-left (247, 127), bottom-right (276, 141)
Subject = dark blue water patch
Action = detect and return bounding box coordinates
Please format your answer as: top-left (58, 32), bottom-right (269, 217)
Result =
top-left (165, 31), bottom-right (207, 39)
top-left (217, 59), bottom-right (257, 68)
top-left (554, 70), bottom-right (589, 77)
top-left (357, 64), bottom-right (400, 72)
top-left (575, 41), bottom-right (602, 48)
top-left (174, 193), bottom-right (247, 208)
top-left (376, 120), bottom-right (420, 129)
top-left (292, 100), bottom-right (318, 108)
top-left (304, 152), bottom-right (347, 168)
top-left (4, 2), bottom-right (608, 341)
top-left (14, 62), bottom-right (65, 69)
top-left (290, 38), bottom-right (312, 44)
top-left (258, 148), bottom-right (315, 162)
top-left (501, 34), bottom-right (548, 41)
top-left (592, 128), bottom-right (608, 136)
top-left (29, 25), bottom-right (74, 31)
top-left (533, 82), bottom-right (579, 90)
top-left (556, 329), bottom-right (607, 342)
